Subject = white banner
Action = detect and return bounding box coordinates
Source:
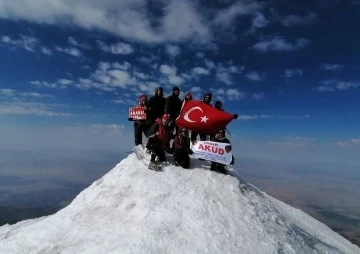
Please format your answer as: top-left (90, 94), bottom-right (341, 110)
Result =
top-left (190, 141), bottom-right (233, 165)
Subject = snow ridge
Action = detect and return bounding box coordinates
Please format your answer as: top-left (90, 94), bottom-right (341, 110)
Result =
top-left (0, 153), bottom-right (359, 254)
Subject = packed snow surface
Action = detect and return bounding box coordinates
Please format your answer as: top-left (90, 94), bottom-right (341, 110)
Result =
top-left (0, 153), bottom-right (359, 254)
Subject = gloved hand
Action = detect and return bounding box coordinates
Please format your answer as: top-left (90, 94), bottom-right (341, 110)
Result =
top-left (187, 148), bottom-right (194, 155)
top-left (233, 114), bottom-right (238, 119)
top-left (230, 161), bottom-right (234, 165)
top-left (128, 117), bottom-right (133, 121)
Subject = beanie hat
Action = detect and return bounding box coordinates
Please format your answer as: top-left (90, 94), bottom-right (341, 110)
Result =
top-left (173, 86), bottom-right (180, 92)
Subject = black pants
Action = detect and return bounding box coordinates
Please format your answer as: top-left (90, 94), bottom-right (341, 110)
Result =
top-left (210, 162), bottom-right (226, 174)
top-left (134, 123), bottom-right (150, 146)
top-left (150, 148), bottom-right (166, 162)
top-left (173, 149), bottom-right (190, 169)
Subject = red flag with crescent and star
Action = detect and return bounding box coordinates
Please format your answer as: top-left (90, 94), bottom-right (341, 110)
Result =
top-left (175, 100), bottom-right (234, 134)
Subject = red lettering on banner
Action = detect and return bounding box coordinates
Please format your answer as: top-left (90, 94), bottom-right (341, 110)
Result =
top-left (198, 144), bottom-right (204, 150)
top-left (204, 145), bottom-right (211, 152)
top-left (219, 148), bottom-right (224, 155)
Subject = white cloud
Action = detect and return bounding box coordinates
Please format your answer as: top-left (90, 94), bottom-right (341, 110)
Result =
top-left (97, 40), bottom-right (134, 55)
top-left (57, 79), bottom-right (73, 85)
top-left (0, 102), bottom-right (71, 116)
top-left (0, 34), bottom-right (38, 52)
top-left (282, 69), bottom-right (303, 79)
top-left (0, 34), bottom-right (53, 56)
top-left (251, 36), bottom-right (310, 53)
top-left (213, 1), bottom-right (263, 27)
top-left (112, 61), bottom-right (131, 71)
top-left (168, 76), bottom-right (185, 85)
top-left (160, 64), bottom-right (177, 76)
top-left (246, 71), bottom-right (265, 81)
top-left (31, 80), bottom-right (59, 89)
top-left (336, 138), bottom-right (360, 147)
top-left (165, 45), bottom-right (180, 58)
top-left (0, 0), bottom-right (214, 44)
top-left (55, 46), bottom-right (82, 57)
top-left (181, 73), bottom-right (192, 80)
top-left (0, 89), bottom-right (16, 97)
top-left (215, 62), bottom-right (244, 85)
top-left (253, 93), bottom-right (264, 99)
top-left (204, 59), bottom-right (215, 69)
top-left (320, 63), bottom-right (344, 71)
top-left (211, 88), bottom-right (245, 101)
top-left (316, 79), bottom-right (360, 92)
top-left (237, 114), bottom-right (310, 120)
top-left (196, 52), bottom-right (205, 58)
top-left (0, 123), bottom-right (132, 154)
top-left (247, 12), bottom-right (269, 33)
top-left (190, 86), bottom-right (202, 93)
top-left (216, 72), bottom-right (232, 85)
top-left (20, 92), bottom-right (54, 98)
top-left (68, 36), bottom-right (92, 49)
top-left (41, 47), bottom-right (53, 55)
top-left (280, 12), bottom-right (317, 27)
top-left (192, 67), bottom-right (210, 76)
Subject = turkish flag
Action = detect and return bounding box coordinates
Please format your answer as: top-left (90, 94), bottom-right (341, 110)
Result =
top-left (175, 100), bottom-right (234, 134)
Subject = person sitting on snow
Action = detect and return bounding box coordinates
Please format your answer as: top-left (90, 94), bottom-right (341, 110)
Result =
top-left (145, 114), bottom-right (171, 171)
top-left (173, 128), bottom-right (193, 169)
top-left (210, 129), bottom-right (234, 174)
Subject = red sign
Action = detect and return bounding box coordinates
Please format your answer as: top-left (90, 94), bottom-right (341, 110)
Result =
top-left (129, 107), bottom-right (146, 120)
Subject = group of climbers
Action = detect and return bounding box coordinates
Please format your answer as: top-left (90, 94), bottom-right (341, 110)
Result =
top-left (128, 86), bottom-right (236, 172)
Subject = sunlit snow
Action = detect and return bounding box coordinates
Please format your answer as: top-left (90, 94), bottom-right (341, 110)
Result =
top-left (0, 153), bottom-right (359, 254)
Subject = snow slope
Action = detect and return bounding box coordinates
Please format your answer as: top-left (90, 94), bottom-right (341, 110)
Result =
top-left (0, 153), bottom-right (359, 254)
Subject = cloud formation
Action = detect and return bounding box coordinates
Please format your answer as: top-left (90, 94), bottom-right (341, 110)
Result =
top-left (246, 71), bottom-right (266, 81)
top-left (282, 69), bottom-right (303, 79)
top-left (316, 79), bottom-right (360, 92)
top-left (0, 34), bottom-right (52, 55)
top-left (97, 40), bottom-right (134, 55)
top-left (251, 36), bottom-right (310, 53)
top-left (320, 63), bottom-right (344, 71)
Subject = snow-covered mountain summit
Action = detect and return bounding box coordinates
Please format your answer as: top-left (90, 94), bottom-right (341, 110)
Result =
top-left (0, 153), bottom-right (359, 254)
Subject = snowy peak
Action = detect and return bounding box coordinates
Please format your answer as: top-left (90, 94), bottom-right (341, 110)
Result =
top-left (0, 154), bottom-right (359, 254)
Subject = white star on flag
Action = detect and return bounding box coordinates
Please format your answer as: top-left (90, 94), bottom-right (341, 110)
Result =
top-left (200, 115), bottom-right (209, 123)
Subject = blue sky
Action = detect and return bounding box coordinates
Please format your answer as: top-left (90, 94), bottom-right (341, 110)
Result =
top-left (0, 0), bottom-right (359, 167)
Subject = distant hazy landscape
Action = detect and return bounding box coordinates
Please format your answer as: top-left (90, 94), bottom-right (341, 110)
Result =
top-left (1, 149), bottom-right (359, 247)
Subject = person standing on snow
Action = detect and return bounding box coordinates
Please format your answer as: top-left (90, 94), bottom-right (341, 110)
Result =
top-left (173, 128), bottom-right (193, 169)
top-left (145, 114), bottom-right (171, 171)
top-left (164, 86), bottom-right (182, 152)
top-left (211, 100), bottom-right (239, 139)
top-left (128, 95), bottom-right (153, 146)
top-left (147, 87), bottom-right (166, 121)
top-left (215, 100), bottom-right (238, 119)
top-left (210, 129), bottom-right (234, 174)
top-left (190, 92), bottom-right (213, 143)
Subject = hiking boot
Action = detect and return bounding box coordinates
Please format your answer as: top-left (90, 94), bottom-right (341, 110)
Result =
top-left (148, 161), bottom-right (160, 171)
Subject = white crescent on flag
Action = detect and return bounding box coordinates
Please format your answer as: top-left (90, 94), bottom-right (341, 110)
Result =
top-left (183, 106), bottom-right (203, 123)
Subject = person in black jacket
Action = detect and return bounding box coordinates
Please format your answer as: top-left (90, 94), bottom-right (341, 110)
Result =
top-left (147, 87), bottom-right (166, 121)
top-left (128, 95), bottom-right (154, 146)
top-left (210, 129), bottom-right (234, 174)
top-left (164, 86), bottom-right (183, 152)
top-left (191, 92), bottom-right (212, 143)
top-left (173, 128), bottom-right (193, 169)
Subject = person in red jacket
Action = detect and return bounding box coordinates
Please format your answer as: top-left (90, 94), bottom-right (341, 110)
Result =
top-left (173, 128), bottom-right (193, 169)
top-left (145, 114), bottom-right (171, 171)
